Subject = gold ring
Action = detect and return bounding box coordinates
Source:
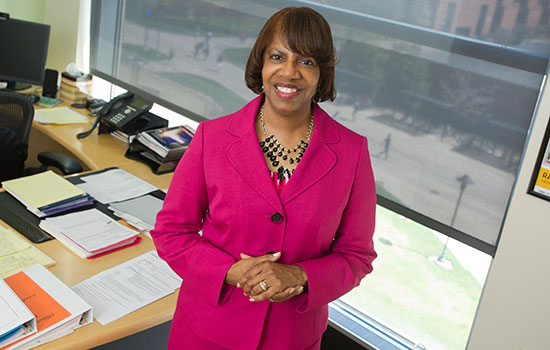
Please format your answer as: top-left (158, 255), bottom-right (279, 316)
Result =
top-left (259, 281), bottom-right (268, 291)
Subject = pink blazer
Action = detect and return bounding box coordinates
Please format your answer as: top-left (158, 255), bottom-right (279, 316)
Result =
top-left (152, 95), bottom-right (377, 350)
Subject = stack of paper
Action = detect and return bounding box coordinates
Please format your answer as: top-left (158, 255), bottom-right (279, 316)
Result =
top-left (108, 195), bottom-right (164, 238)
top-left (0, 280), bottom-right (37, 350)
top-left (39, 209), bottom-right (141, 259)
top-left (0, 225), bottom-right (55, 279)
top-left (72, 251), bottom-right (181, 325)
top-left (1, 171), bottom-right (94, 218)
top-left (33, 107), bottom-right (88, 124)
top-left (3, 264), bottom-right (92, 350)
top-left (75, 168), bottom-right (157, 204)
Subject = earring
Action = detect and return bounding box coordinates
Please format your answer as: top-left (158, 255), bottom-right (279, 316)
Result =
top-left (258, 85), bottom-right (264, 94)
top-left (312, 91), bottom-right (321, 103)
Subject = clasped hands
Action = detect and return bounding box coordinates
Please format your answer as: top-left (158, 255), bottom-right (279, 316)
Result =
top-left (225, 252), bottom-right (307, 303)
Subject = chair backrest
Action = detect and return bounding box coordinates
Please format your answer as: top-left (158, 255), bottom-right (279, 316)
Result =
top-left (0, 91), bottom-right (35, 182)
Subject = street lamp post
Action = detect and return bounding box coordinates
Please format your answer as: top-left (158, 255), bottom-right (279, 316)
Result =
top-left (433, 174), bottom-right (473, 267)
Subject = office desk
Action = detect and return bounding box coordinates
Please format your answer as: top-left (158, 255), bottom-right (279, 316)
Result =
top-left (0, 218), bottom-right (178, 350)
top-left (13, 102), bottom-right (179, 348)
top-left (27, 103), bottom-right (172, 190)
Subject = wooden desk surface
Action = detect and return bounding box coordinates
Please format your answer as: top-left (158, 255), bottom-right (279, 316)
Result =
top-left (28, 103), bottom-right (173, 190)
top-left (15, 102), bottom-right (179, 349)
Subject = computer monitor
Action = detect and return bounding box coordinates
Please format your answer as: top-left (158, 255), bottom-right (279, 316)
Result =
top-left (0, 15), bottom-right (50, 91)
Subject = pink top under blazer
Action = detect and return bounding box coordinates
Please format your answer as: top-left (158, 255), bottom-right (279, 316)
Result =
top-left (151, 95), bottom-right (377, 350)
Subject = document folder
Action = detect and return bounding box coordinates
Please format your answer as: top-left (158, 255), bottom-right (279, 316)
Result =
top-left (0, 280), bottom-right (37, 350)
top-left (3, 264), bottom-right (92, 350)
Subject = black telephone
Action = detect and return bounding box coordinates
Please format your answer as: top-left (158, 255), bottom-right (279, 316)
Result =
top-left (77, 92), bottom-right (154, 139)
top-left (99, 92), bottom-right (153, 132)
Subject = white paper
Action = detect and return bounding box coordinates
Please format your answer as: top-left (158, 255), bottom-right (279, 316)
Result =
top-left (41, 209), bottom-right (138, 253)
top-left (109, 211), bottom-right (152, 238)
top-left (13, 318), bottom-right (78, 350)
top-left (76, 169), bottom-right (157, 204)
top-left (72, 251), bottom-right (181, 325)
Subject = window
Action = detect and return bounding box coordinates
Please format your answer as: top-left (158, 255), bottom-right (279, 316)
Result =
top-left (336, 206), bottom-right (491, 350)
top-left (90, 1), bottom-right (549, 349)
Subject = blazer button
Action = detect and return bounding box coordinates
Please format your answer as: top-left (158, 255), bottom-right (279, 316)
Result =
top-left (271, 212), bottom-right (283, 223)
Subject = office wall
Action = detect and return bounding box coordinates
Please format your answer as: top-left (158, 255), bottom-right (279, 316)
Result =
top-left (43, 0), bottom-right (90, 73)
top-left (0, 0), bottom-right (45, 23)
top-left (0, 0), bottom-right (89, 75)
top-left (468, 76), bottom-right (550, 348)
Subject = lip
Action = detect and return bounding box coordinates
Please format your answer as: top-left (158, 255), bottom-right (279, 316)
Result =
top-left (273, 83), bottom-right (301, 98)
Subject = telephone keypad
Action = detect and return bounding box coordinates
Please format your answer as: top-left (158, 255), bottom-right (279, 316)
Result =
top-left (109, 113), bottom-right (126, 126)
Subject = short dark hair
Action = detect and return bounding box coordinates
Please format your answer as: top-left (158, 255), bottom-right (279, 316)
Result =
top-left (245, 7), bottom-right (337, 102)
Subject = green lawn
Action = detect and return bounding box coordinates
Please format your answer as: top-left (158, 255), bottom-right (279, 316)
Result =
top-left (341, 205), bottom-right (484, 350)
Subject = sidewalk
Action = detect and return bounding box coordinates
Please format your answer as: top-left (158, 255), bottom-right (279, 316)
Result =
top-left (431, 230), bottom-right (492, 285)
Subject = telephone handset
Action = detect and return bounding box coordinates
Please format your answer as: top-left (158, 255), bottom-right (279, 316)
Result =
top-left (77, 91), bottom-right (153, 139)
top-left (99, 92), bottom-right (153, 131)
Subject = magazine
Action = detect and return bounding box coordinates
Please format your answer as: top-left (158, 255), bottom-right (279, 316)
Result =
top-left (137, 125), bottom-right (195, 159)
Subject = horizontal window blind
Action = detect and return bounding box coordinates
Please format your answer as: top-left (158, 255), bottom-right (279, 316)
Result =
top-left (90, 0), bottom-right (550, 255)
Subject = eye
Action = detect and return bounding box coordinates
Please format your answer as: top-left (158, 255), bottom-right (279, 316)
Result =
top-left (270, 54), bottom-right (282, 61)
top-left (300, 58), bottom-right (316, 67)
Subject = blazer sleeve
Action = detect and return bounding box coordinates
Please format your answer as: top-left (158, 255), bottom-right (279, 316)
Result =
top-left (295, 136), bottom-right (377, 312)
top-left (151, 122), bottom-right (237, 306)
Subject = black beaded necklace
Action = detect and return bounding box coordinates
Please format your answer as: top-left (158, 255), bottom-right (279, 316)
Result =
top-left (259, 105), bottom-right (314, 177)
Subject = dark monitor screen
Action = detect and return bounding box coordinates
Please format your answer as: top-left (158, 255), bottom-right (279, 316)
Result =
top-left (0, 17), bottom-right (50, 90)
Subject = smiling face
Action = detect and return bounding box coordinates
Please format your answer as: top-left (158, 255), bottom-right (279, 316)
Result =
top-left (261, 33), bottom-right (320, 119)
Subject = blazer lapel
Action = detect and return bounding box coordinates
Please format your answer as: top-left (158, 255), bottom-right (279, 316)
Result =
top-left (280, 105), bottom-right (339, 205)
top-left (226, 97), bottom-right (284, 213)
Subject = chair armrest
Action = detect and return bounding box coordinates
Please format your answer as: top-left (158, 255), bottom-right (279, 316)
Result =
top-left (37, 152), bottom-right (83, 175)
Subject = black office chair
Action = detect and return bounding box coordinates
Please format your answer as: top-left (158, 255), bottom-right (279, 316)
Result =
top-left (0, 91), bottom-right (83, 184)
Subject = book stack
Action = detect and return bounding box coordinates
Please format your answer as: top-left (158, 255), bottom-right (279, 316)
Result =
top-left (1, 264), bottom-right (92, 350)
top-left (58, 72), bottom-right (92, 104)
top-left (125, 125), bottom-right (195, 174)
top-left (1, 171), bottom-right (94, 218)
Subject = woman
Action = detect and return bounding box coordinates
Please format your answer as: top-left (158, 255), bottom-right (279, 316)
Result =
top-left (152, 6), bottom-right (377, 350)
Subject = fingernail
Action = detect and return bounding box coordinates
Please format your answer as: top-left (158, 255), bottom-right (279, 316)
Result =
top-left (297, 286), bottom-right (304, 294)
top-left (273, 252), bottom-right (281, 257)
top-left (237, 283), bottom-right (240, 288)
top-left (288, 288), bottom-right (295, 294)
top-left (249, 297), bottom-right (255, 302)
